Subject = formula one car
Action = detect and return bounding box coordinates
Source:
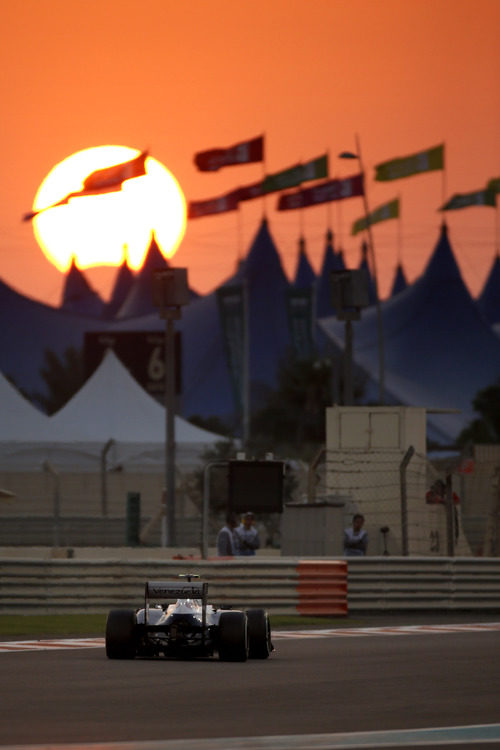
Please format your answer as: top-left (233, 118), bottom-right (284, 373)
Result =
top-left (105, 574), bottom-right (273, 661)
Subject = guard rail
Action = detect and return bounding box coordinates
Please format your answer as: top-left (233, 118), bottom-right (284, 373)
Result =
top-left (0, 557), bottom-right (499, 615)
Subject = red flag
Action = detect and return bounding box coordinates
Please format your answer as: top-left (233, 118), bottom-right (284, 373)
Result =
top-left (233, 180), bottom-right (265, 202)
top-left (81, 151), bottom-right (147, 191)
top-left (194, 135), bottom-right (264, 172)
top-left (277, 174), bottom-right (364, 211)
top-left (188, 189), bottom-right (241, 219)
top-left (23, 151), bottom-right (148, 221)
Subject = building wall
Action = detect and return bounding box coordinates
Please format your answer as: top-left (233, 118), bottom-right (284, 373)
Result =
top-left (325, 406), bottom-right (471, 556)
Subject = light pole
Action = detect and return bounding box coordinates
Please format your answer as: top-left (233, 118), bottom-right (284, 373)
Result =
top-left (152, 268), bottom-right (190, 547)
top-left (339, 136), bottom-right (385, 404)
top-left (330, 269), bottom-right (369, 405)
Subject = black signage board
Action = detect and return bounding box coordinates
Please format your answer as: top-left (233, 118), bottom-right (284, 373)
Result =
top-left (228, 460), bottom-right (284, 514)
top-left (84, 330), bottom-right (182, 397)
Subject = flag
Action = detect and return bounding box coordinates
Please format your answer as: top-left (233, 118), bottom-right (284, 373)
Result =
top-left (487, 177), bottom-right (500, 194)
top-left (375, 144), bottom-right (444, 182)
top-left (188, 188), bottom-right (240, 219)
top-left (194, 135), bottom-right (264, 172)
top-left (234, 180), bottom-right (265, 203)
top-left (439, 189), bottom-right (496, 211)
top-left (351, 198), bottom-right (400, 235)
top-left (262, 154), bottom-right (328, 194)
top-left (277, 173), bottom-right (363, 211)
top-left (23, 151), bottom-right (148, 221)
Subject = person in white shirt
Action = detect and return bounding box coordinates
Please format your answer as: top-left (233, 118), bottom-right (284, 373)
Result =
top-left (216, 514), bottom-right (238, 556)
top-left (344, 513), bottom-right (368, 556)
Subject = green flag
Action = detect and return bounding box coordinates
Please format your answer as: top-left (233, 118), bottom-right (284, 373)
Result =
top-left (486, 177), bottom-right (500, 194)
top-left (351, 198), bottom-right (400, 235)
top-left (375, 144), bottom-right (444, 182)
top-left (262, 154), bottom-right (328, 194)
top-left (440, 189), bottom-right (496, 211)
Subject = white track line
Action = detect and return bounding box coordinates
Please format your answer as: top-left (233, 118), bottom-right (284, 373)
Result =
top-left (1, 623), bottom-right (500, 652)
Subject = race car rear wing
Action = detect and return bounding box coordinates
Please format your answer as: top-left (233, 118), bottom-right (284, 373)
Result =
top-left (144, 580), bottom-right (209, 627)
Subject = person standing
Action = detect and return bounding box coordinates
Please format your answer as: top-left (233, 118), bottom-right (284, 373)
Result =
top-left (234, 511), bottom-right (261, 556)
top-left (344, 513), bottom-right (368, 556)
top-left (216, 514), bottom-right (237, 556)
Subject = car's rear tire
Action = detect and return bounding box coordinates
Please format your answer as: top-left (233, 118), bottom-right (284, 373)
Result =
top-left (105, 609), bottom-right (137, 659)
top-left (218, 611), bottom-right (248, 661)
top-left (246, 608), bottom-right (272, 658)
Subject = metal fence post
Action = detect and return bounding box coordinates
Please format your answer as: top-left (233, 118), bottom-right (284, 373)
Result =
top-left (445, 473), bottom-right (455, 557)
top-left (399, 446), bottom-right (415, 556)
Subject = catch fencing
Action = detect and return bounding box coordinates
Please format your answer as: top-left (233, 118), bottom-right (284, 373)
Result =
top-left (308, 446), bottom-right (476, 557)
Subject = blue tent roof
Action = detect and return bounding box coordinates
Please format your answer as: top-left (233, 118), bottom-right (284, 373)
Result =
top-left (103, 218), bottom-right (293, 426)
top-left (61, 260), bottom-right (105, 318)
top-left (115, 235), bottom-right (169, 319)
top-left (316, 229), bottom-right (346, 318)
top-left (319, 223), bottom-right (500, 442)
top-left (477, 253), bottom-right (500, 325)
top-left (293, 236), bottom-right (316, 288)
top-left (358, 240), bottom-right (377, 305)
top-left (389, 262), bottom-right (408, 297)
top-left (0, 276), bottom-right (102, 408)
top-left (102, 261), bottom-right (135, 319)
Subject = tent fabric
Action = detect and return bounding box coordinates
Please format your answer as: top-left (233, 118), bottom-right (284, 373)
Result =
top-left (358, 240), bottom-right (377, 305)
top-left (0, 371), bottom-right (50, 441)
top-left (315, 229), bottom-right (345, 319)
top-left (115, 235), bottom-right (169, 320)
top-left (319, 223), bottom-right (500, 443)
top-left (102, 260), bottom-right (135, 319)
top-left (0, 275), bottom-right (104, 408)
top-left (477, 253), bottom-right (500, 325)
top-left (83, 219), bottom-right (292, 425)
top-left (60, 260), bottom-right (105, 318)
top-left (0, 350), bottom-right (226, 471)
top-left (389, 262), bottom-right (408, 297)
top-left (293, 237), bottom-right (316, 288)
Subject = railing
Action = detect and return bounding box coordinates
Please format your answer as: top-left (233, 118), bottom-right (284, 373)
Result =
top-left (1, 557), bottom-right (499, 615)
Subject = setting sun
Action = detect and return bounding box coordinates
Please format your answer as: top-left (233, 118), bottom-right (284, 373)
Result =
top-left (31, 146), bottom-right (187, 272)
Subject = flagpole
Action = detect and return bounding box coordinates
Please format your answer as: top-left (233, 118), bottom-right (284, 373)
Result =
top-left (397, 193), bottom-right (402, 264)
top-left (354, 134), bottom-right (385, 404)
top-left (335, 175), bottom-right (343, 250)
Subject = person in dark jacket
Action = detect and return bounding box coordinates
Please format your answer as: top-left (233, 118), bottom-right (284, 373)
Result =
top-left (234, 511), bottom-right (261, 556)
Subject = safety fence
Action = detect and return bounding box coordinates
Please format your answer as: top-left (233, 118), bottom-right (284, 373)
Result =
top-left (309, 447), bottom-right (478, 557)
top-left (1, 557), bottom-right (499, 616)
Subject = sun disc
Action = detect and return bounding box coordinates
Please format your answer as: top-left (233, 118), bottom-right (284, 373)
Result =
top-left (31, 146), bottom-right (186, 272)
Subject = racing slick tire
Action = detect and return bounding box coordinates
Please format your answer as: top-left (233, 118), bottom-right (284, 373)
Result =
top-left (218, 611), bottom-right (249, 662)
top-left (105, 609), bottom-right (137, 659)
top-left (246, 608), bottom-right (272, 658)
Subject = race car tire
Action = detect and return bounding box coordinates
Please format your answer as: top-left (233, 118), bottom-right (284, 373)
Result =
top-left (218, 611), bottom-right (248, 662)
top-left (105, 609), bottom-right (137, 659)
top-left (246, 608), bottom-right (272, 658)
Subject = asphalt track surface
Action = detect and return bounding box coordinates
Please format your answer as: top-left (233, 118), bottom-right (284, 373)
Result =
top-left (1, 620), bottom-right (500, 749)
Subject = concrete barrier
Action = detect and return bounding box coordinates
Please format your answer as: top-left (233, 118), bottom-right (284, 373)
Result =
top-left (0, 555), bottom-right (499, 615)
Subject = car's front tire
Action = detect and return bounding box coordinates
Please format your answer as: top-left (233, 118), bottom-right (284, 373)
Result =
top-left (218, 611), bottom-right (248, 661)
top-left (246, 608), bottom-right (272, 658)
top-left (105, 609), bottom-right (137, 659)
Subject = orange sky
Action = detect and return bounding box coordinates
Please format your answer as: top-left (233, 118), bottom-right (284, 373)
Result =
top-left (1, 0), bottom-right (499, 307)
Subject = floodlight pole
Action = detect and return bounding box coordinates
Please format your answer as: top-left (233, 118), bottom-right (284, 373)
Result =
top-left (152, 267), bottom-right (190, 550)
top-left (354, 134), bottom-right (385, 405)
top-left (344, 318), bottom-right (354, 406)
top-left (339, 137), bottom-right (385, 404)
top-left (164, 312), bottom-right (177, 547)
